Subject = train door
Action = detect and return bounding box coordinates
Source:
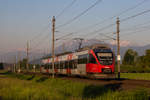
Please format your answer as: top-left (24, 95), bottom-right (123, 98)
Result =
top-left (77, 54), bottom-right (89, 75)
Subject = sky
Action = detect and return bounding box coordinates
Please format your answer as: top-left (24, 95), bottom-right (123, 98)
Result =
top-left (0, 0), bottom-right (150, 61)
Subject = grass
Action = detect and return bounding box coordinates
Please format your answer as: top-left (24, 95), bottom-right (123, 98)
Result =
top-left (121, 73), bottom-right (150, 80)
top-left (0, 71), bottom-right (150, 100)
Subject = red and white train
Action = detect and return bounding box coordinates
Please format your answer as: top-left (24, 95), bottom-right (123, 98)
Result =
top-left (41, 44), bottom-right (115, 78)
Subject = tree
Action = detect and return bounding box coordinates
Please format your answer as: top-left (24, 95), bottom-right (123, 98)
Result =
top-left (145, 49), bottom-right (150, 67)
top-left (0, 63), bottom-right (4, 70)
top-left (136, 49), bottom-right (150, 72)
top-left (122, 49), bottom-right (138, 65)
top-left (20, 58), bottom-right (27, 69)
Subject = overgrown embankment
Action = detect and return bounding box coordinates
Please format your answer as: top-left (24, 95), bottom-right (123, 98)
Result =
top-left (0, 71), bottom-right (150, 100)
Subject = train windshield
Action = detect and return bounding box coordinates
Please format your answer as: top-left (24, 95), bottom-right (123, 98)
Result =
top-left (94, 49), bottom-right (113, 65)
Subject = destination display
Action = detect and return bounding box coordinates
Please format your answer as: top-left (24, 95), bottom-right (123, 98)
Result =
top-left (97, 53), bottom-right (112, 57)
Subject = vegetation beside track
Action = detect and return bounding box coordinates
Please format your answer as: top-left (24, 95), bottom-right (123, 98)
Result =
top-left (0, 71), bottom-right (150, 100)
top-left (121, 73), bottom-right (150, 80)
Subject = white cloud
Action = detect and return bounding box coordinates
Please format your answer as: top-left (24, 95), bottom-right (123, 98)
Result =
top-left (110, 40), bottom-right (131, 47)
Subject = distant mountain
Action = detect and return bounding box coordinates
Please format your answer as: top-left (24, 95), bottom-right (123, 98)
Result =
top-left (55, 39), bottom-right (107, 54)
top-left (55, 39), bottom-right (150, 59)
top-left (1, 39), bottom-right (150, 63)
top-left (0, 51), bottom-right (43, 63)
top-left (113, 44), bottom-right (150, 57)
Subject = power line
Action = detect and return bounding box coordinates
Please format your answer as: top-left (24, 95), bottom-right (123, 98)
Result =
top-left (54, 0), bottom-right (148, 42)
top-left (83, 23), bottom-right (115, 38)
top-left (29, 25), bottom-right (50, 50)
top-left (30, 24), bottom-right (49, 42)
top-left (70, 0), bottom-right (148, 34)
top-left (81, 8), bottom-right (150, 38)
top-left (53, 1), bottom-right (150, 48)
top-left (56, 0), bottom-right (77, 19)
top-left (30, 32), bottom-right (50, 52)
top-left (56, 0), bottom-right (102, 28)
top-left (121, 26), bottom-right (150, 37)
top-left (115, 0), bottom-right (149, 17)
top-left (121, 9), bottom-right (150, 22)
top-left (121, 23), bottom-right (150, 32)
top-left (56, 32), bottom-right (74, 41)
top-left (98, 33), bottom-right (116, 40)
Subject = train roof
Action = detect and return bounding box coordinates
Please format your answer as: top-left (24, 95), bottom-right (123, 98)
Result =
top-left (43, 44), bottom-right (111, 59)
top-left (77, 44), bottom-right (110, 51)
top-left (56, 51), bottom-right (73, 56)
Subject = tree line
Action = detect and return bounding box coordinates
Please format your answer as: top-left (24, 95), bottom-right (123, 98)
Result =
top-left (13, 49), bottom-right (150, 73)
top-left (121, 49), bottom-right (150, 73)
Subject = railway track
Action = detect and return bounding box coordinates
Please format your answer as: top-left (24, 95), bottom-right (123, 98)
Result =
top-left (21, 72), bottom-right (150, 91)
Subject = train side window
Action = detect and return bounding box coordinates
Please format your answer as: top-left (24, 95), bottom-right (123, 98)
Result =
top-left (54, 63), bottom-right (56, 69)
top-left (57, 63), bottom-right (59, 69)
top-left (60, 61), bottom-right (64, 69)
top-left (58, 62), bottom-right (60, 69)
top-left (56, 62), bottom-right (59, 69)
top-left (62, 62), bottom-right (65, 69)
top-left (73, 59), bottom-right (77, 69)
top-left (50, 64), bottom-right (52, 69)
top-left (45, 64), bottom-right (49, 69)
top-left (78, 54), bottom-right (88, 64)
top-left (65, 61), bottom-right (68, 68)
top-left (60, 62), bottom-right (63, 69)
top-left (44, 64), bottom-right (47, 69)
top-left (89, 54), bottom-right (97, 64)
top-left (69, 60), bottom-right (73, 69)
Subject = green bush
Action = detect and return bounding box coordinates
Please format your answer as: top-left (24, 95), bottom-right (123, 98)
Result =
top-left (119, 64), bottom-right (150, 73)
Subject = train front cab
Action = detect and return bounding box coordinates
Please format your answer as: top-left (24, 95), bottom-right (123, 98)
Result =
top-left (86, 49), bottom-right (115, 78)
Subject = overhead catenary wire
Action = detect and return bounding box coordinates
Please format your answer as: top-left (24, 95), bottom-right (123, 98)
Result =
top-left (82, 23), bottom-right (115, 38)
top-left (30, 32), bottom-right (50, 53)
top-left (81, 8), bottom-right (150, 39)
top-left (56, 0), bottom-right (77, 19)
top-left (120, 23), bottom-right (150, 32)
top-left (29, 24), bottom-right (50, 43)
top-left (114, 0), bottom-right (149, 17)
top-left (98, 33), bottom-right (116, 40)
top-left (31, 1), bottom-right (150, 54)
top-left (68, 0), bottom-right (149, 35)
top-left (120, 26), bottom-right (150, 37)
top-left (54, 0), bottom-right (149, 42)
top-left (56, 0), bottom-right (102, 29)
top-left (56, 32), bottom-right (74, 41)
top-left (56, 8), bottom-right (150, 45)
top-left (83, 19), bottom-right (150, 44)
top-left (121, 9), bottom-right (150, 22)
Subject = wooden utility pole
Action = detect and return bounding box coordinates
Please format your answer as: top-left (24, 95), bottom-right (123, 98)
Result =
top-left (14, 55), bottom-right (16, 73)
top-left (26, 41), bottom-right (29, 72)
top-left (52, 16), bottom-right (55, 78)
top-left (18, 51), bottom-right (21, 73)
top-left (116, 17), bottom-right (121, 79)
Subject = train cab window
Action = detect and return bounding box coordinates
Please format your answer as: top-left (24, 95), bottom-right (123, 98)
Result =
top-left (89, 54), bottom-right (97, 64)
